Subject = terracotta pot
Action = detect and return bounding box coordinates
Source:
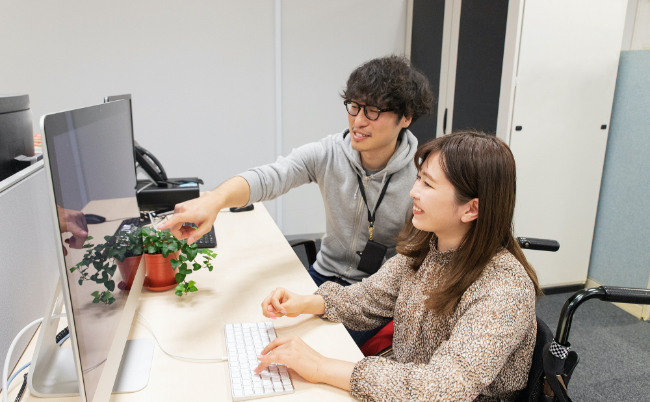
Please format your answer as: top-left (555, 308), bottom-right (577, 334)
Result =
top-left (115, 255), bottom-right (142, 291)
top-left (143, 252), bottom-right (179, 291)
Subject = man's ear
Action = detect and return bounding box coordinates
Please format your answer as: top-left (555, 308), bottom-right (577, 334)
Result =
top-left (401, 115), bottom-right (413, 128)
top-left (460, 198), bottom-right (479, 223)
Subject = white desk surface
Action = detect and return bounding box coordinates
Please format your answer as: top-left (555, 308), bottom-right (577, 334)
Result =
top-left (6, 203), bottom-right (363, 401)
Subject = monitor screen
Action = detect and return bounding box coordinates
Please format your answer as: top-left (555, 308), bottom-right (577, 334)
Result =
top-left (42, 100), bottom-right (142, 401)
top-left (0, 94), bottom-right (35, 181)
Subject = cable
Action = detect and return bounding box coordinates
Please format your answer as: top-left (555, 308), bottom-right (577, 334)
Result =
top-left (13, 373), bottom-right (27, 402)
top-left (3, 317), bottom-right (42, 402)
top-left (135, 311), bottom-right (227, 363)
top-left (5, 363), bottom-right (29, 391)
top-left (56, 333), bottom-right (70, 346)
top-left (55, 327), bottom-right (69, 344)
top-left (82, 359), bottom-right (106, 374)
top-left (3, 314), bottom-right (66, 402)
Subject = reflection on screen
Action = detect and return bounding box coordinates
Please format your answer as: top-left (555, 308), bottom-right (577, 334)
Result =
top-left (44, 101), bottom-right (141, 401)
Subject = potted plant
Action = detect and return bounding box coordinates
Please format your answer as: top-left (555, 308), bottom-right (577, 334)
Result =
top-left (140, 227), bottom-right (216, 296)
top-left (70, 226), bottom-right (216, 303)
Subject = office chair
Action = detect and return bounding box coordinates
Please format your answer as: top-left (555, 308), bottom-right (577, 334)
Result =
top-left (288, 239), bottom-right (318, 269)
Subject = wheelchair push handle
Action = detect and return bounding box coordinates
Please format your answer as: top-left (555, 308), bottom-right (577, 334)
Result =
top-left (555, 286), bottom-right (650, 346)
top-left (601, 286), bottom-right (650, 305)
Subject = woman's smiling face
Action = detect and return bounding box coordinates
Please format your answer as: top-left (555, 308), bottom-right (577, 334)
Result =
top-left (409, 152), bottom-right (469, 237)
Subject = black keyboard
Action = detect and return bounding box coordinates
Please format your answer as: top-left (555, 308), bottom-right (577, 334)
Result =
top-left (183, 223), bottom-right (217, 248)
top-left (112, 218), bottom-right (217, 248)
top-left (113, 217), bottom-right (142, 237)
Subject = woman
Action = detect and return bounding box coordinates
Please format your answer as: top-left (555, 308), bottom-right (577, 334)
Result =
top-left (257, 131), bottom-right (542, 401)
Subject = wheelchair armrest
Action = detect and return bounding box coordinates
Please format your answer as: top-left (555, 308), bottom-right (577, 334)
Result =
top-left (517, 237), bottom-right (560, 252)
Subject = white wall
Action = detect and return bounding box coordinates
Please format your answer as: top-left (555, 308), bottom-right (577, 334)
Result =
top-left (0, 0), bottom-right (409, 235)
top-left (280, 0), bottom-right (409, 235)
top-left (622, 0), bottom-right (650, 50)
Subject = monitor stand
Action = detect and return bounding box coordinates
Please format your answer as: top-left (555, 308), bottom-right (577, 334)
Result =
top-left (28, 280), bottom-right (154, 397)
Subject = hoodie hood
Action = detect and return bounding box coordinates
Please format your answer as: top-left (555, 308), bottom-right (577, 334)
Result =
top-left (340, 128), bottom-right (418, 177)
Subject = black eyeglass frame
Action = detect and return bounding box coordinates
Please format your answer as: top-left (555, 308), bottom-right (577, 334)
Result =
top-left (344, 100), bottom-right (393, 121)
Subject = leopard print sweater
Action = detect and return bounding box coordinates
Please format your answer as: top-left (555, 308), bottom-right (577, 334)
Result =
top-left (314, 242), bottom-right (536, 402)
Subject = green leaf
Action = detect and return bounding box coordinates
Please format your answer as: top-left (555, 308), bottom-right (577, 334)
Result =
top-left (70, 267), bottom-right (77, 273)
top-left (207, 265), bottom-right (213, 272)
top-left (107, 297), bottom-right (116, 305)
top-left (175, 273), bottom-right (186, 284)
top-left (92, 297), bottom-right (100, 303)
top-left (106, 264), bottom-right (116, 277)
top-left (170, 259), bottom-right (181, 269)
top-left (189, 286), bottom-right (198, 292)
top-left (175, 290), bottom-right (183, 297)
top-left (188, 280), bottom-right (196, 287)
top-left (104, 235), bottom-right (113, 242)
top-left (91, 291), bottom-right (100, 297)
top-left (193, 263), bottom-right (201, 271)
top-left (146, 245), bottom-right (157, 254)
top-left (175, 283), bottom-right (185, 291)
top-left (105, 280), bottom-right (115, 292)
top-left (78, 278), bottom-right (84, 286)
top-left (86, 236), bottom-right (93, 241)
top-left (185, 248), bottom-right (198, 262)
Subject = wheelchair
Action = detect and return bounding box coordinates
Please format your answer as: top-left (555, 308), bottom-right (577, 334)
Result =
top-left (289, 237), bottom-right (650, 402)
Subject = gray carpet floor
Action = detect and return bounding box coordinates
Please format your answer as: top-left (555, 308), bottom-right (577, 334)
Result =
top-left (290, 240), bottom-right (650, 401)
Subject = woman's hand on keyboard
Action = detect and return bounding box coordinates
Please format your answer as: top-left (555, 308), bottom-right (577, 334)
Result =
top-left (261, 287), bottom-right (325, 318)
top-left (254, 336), bottom-right (322, 381)
top-left (255, 336), bottom-right (355, 390)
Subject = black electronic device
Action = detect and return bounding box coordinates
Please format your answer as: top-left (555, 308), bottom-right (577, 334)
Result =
top-left (84, 214), bottom-right (107, 224)
top-left (104, 94), bottom-right (204, 212)
top-left (136, 178), bottom-right (200, 211)
top-left (0, 94), bottom-right (36, 181)
top-left (230, 205), bottom-right (255, 212)
top-left (104, 94), bottom-right (203, 188)
top-left (182, 223), bottom-right (217, 248)
top-left (134, 143), bottom-right (167, 185)
top-left (112, 217), bottom-right (216, 248)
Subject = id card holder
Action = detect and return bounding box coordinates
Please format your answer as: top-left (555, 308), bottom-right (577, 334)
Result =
top-left (357, 239), bottom-right (388, 275)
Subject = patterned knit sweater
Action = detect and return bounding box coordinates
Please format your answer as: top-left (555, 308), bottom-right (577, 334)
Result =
top-left (314, 242), bottom-right (537, 402)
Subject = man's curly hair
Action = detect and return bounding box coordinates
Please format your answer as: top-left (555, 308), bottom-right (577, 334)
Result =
top-left (342, 55), bottom-right (434, 123)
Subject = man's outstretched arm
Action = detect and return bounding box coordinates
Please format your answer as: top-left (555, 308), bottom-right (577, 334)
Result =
top-left (157, 176), bottom-right (250, 244)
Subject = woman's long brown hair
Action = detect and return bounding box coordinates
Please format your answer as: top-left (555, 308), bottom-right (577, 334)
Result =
top-left (396, 131), bottom-right (542, 315)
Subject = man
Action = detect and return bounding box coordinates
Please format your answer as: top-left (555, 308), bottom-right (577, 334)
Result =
top-left (159, 55), bottom-right (432, 346)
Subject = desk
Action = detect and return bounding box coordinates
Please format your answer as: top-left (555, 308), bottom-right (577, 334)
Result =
top-left (6, 203), bottom-right (363, 401)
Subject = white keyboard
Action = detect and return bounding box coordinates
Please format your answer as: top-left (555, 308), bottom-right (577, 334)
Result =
top-left (225, 322), bottom-right (294, 401)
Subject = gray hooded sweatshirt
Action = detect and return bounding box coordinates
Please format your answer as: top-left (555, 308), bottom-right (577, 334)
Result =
top-left (238, 129), bottom-right (417, 283)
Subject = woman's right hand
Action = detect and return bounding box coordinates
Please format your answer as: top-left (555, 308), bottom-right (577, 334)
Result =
top-left (261, 287), bottom-right (306, 318)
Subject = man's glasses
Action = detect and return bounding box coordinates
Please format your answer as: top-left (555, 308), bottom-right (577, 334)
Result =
top-left (344, 100), bottom-right (392, 121)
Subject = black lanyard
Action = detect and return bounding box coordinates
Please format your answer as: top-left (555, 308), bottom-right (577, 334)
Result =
top-left (356, 173), bottom-right (393, 241)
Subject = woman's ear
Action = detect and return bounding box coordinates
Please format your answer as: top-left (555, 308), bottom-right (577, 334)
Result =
top-left (460, 198), bottom-right (479, 223)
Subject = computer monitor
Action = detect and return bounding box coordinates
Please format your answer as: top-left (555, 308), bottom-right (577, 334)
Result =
top-left (0, 94), bottom-right (35, 182)
top-left (28, 100), bottom-right (153, 402)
